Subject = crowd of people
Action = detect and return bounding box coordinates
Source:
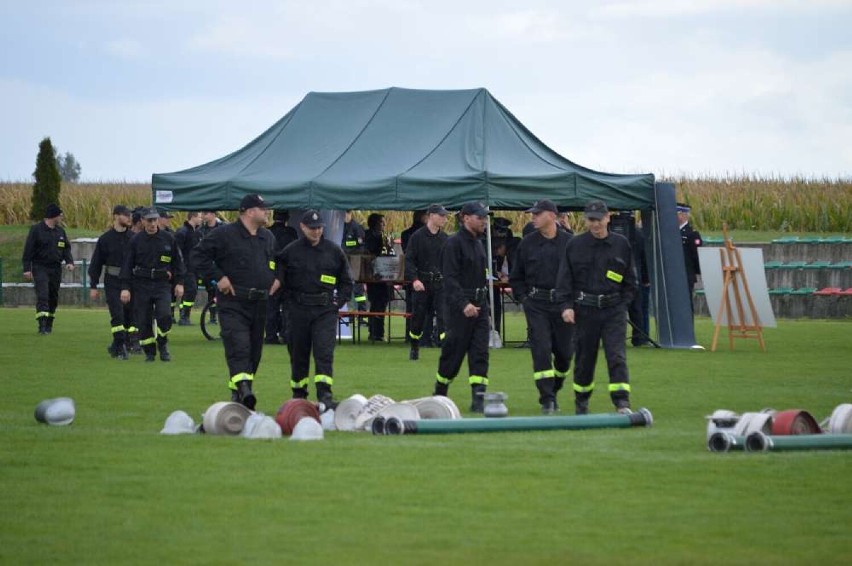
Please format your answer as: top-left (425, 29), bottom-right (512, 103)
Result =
top-left (23, 197), bottom-right (701, 416)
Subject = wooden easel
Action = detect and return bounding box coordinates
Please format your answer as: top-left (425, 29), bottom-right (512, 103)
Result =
top-left (710, 224), bottom-right (766, 352)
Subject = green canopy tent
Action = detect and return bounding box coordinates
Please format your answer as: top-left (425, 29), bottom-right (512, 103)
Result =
top-left (151, 87), bottom-right (654, 211)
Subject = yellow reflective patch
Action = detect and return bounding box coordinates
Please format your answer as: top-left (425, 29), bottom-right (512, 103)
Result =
top-left (268, 260), bottom-right (276, 270)
top-left (320, 274), bottom-right (337, 284)
top-left (160, 255), bottom-right (171, 263)
top-left (345, 240), bottom-right (357, 247)
top-left (606, 270), bottom-right (623, 283)
top-left (57, 241), bottom-right (66, 248)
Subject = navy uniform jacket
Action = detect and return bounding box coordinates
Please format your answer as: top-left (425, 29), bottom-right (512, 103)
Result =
top-left (680, 222), bottom-right (703, 285)
top-left (557, 231), bottom-right (636, 309)
top-left (120, 229), bottom-right (185, 290)
top-left (88, 228), bottom-right (132, 288)
top-left (341, 221), bottom-right (366, 254)
top-left (22, 221), bottom-right (73, 271)
top-left (192, 220), bottom-right (277, 293)
top-left (269, 222), bottom-right (298, 254)
top-left (276, 236), bottom-right (354, 308)
top-left (404, 225), bottom-right (448, 282)
top-left (509, 229), bottom-right (572, 309)
top-left (442, 227), bottom-right (488, 313)
top-left (174, 222), bottom-right (202, 272)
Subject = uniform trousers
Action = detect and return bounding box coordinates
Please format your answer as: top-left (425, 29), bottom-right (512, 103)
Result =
top-left (104, 275), bottom-right (133, 342)
top-left (573, 304), bottom-right (630, 404)
top-left (366, 282), bottom-right (389, 339)
top-left (523, 299), bottom-right (574, 377)
top-left (219, 296), bottom-right (267, 381)
top-left (288, 304), bottom-right (338, 386)
top-left (437, 304), bottom-right (489, 382)
top-left (133, 279), bottom-right (173, 348)
top-left (32, 263), bottom-right (61, 317)
top-left (409, 286), bottom-right (443, 343)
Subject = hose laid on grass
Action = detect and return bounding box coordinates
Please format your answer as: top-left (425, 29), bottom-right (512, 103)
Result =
top-left (745, 432), bottom-right (852, 452)
top-left (275, 399), bottom-right (321, 436)
top-left (373, 408), bottom-right (653, 435)
top-left (770, 410), bottom-right (821, 435)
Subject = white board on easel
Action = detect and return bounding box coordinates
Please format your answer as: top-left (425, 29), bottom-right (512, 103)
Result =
top-left (698, 247), bottom-right (777, 328)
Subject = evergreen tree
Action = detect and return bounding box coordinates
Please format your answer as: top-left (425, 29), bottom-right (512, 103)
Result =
top-left (30, 137), bottom-right (62, 221)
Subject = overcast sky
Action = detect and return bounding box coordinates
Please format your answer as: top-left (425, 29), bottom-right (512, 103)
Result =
top-left (1, 0), bottom-right (850, 182)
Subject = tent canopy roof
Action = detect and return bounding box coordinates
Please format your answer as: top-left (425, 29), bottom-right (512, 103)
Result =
top-left (152, 87), bottom-right (654, 211)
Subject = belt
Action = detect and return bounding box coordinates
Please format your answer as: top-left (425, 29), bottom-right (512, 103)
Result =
top-left (132, 267), bottom-right (170, 280)
top-left (575, 291), bottom-right (622, 308)
top-left (463, 286), bottom-right (488, 306)
top-left (231, 286), bottom-right (269, 301)
top-left (296, 292), bottom-right (332, 306)
top-left (105, 266), bottom-right (121, 276)
top-left (417, 271), bottom-right (443, 283)
top-left (529, 286), bottom-right (563, 302)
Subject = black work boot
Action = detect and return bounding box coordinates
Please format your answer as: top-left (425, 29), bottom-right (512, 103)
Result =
top-left (613, 397), bottom-right (632, 415)
top-left (316, 382), bottom-right (338, 410)
top-left (536, 378), bottom-right (557, 415)
top-left (44, 316), bottom-right (54, 334)
top-left (157, 338), bottom-right (171, 362)
top-left (178, 307), bottom-right (191, 326)
top-left (236, 380), bottom-right (256, 411)
top-left (143, 344), bottom-right (157, 362)
top-left (127, 331), bottom-right (142, 354)
top-left (575, 393), bottom-right (591, 415)
top-left (208, 308), bottom-right (218, 325)
top-left (470, 384), bottom-right (487, 413)
top-left (433, 381), bottom-right (449, 397)
top-left (116, 343), bottom-right (129, 360)
top-left (292, 387), bottom-right (309, 400)
top-left (409, 340), bottom-right (420, 361)
top-left (37, 317), bottom-right (47, 335)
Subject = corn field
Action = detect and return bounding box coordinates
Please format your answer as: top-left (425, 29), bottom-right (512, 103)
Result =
top-left (0, 176), bottom-right (849, 233)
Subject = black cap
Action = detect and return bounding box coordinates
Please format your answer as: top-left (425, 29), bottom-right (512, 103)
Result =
top-left (426, 203), bottom-right (449, 216)
top-left (300, 209), bottom-right (325, 228)
top-left (45, 203), bottom-right (62, 218)
top-left (112, 204), bottom-right (131, 216)
top-left (460, 201), bottom-right (489, 217)
top-left (526, 199), bottom-right (558, 214)
top-left (239, 194), bottom-right (267, 212)
top-left (583, 200), bottom-right (609, 220)
top-left (156, 207), bottom-right (173, 219)
top-left (676, 202), bottom-right (692, 213)
top-left (142, 207), bottom-right (160, 220)
top-left (273, 209), bottom-right (289, 222)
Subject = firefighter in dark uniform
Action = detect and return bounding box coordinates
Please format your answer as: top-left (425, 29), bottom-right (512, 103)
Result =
top-left (198, 210), bottom-right (223, 324)
top-left (342, 210), bottom-right (368, 313)
top-left (120, 208), bottom-right (185, 362)
top-left (88, 205), bottom-right (134, 359)
top-left (405, 204), bottom-right (450, 361)
top-left (509, 200), bottom-right (574, 414)
top-left (174, 212), bottom-right (203, 325)
top-left (193, 195), bottom-right (279, 410)
top-left (558, 200), bottom-right (636, 415)
top-left (22, 203), bottom-right (75, 334)
top-left (364, 213), bottom-right (394, 342)
top-left (277, 210), bottom-right (353, 408)
top-left (434, 201), bottom-right (491, 413)
top-left (264, 210), bottom-right (298, 345)
top-left (677, 202), bottom-right (703, 302)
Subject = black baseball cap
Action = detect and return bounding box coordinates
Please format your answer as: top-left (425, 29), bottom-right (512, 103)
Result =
top-left (112, 204), bottom-right (131, 216)
top-left (239, 194), bottom-right (267, 212)
top-left (526, 199), bottom-right (558, 214)
top-left (676, 202), bottom-right (692, 213)
top-left (300, 209), bottom-right (325, 228)
top-left (45, 203), bottom-right (62, 218)
top-left (460, 201), bottom-right (489, 217)
top-left (583, 200), bottom-right (609, 220)
top-left (142, 207), bottom-right (160, 220)
top-left (427, 204), bottom-right (449, 216)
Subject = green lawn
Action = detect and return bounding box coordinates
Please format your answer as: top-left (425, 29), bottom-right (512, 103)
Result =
top-left (0, 309), bottom-right (850, 565)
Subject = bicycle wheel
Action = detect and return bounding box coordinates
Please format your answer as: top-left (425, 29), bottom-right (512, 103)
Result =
top-left (199, 299), bottom-right (220, 341)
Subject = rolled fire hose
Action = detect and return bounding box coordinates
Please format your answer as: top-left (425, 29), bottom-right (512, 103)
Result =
top-left (770, 410), bottom-right (821, 435)
top-left (275, 399), bottom-right (321, 436)
top-left (353, 394), bottom-right (395, 430)
top-left (202, 401), bottom-right (252, 435)
top-left (745, 431), bottom-right (852, 452)
top-left (408, 396), bottom-right (461, 420)
top-left (827, 404), bottom-right (852, 434)
top-left (373, 408), bottom-right (653, 435)
top-left (334, 394), bottom-right (368, 431)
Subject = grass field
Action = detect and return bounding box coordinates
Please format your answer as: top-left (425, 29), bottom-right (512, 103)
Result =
top-left (1, 308), bottom-right (850, 564)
